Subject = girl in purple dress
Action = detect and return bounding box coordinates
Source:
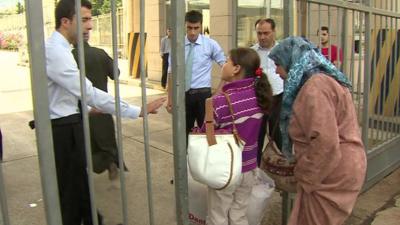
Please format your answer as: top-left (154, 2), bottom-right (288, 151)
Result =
top-left (206, 48), bottom-right (272, 225)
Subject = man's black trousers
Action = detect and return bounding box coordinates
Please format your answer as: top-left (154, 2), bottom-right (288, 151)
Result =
top-left (51, 114), bottom-right (99, 225)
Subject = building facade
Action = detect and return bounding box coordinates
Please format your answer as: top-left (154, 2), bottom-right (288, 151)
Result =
top-left (124, 0), bottom-right (286, 85)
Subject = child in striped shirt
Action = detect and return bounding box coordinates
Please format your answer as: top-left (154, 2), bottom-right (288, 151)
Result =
top-left (206, 47), bottom-right (273, 225)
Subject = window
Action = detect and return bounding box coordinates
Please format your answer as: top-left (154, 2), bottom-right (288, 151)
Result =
top-left (236, 0), bottom-right (284, 47)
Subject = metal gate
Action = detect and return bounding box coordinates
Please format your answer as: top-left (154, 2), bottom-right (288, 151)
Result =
top-left (1, 0), bottom-right (400, 225)
top-left (293, 0), bottom-right (400, 191)
top-left (279, 0), bottom-right (400, 223)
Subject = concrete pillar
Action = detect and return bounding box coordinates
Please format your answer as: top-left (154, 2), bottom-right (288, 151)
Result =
top-left (123, 0), bottom-right (133, 58)
top-left (125, 0), bottom-right (163, 82)
top-left (145, 0), bottom-right (163, 82)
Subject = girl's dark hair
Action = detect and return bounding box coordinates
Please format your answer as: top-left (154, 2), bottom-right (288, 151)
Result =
top-left (229, 48), bottom-right (273, 112)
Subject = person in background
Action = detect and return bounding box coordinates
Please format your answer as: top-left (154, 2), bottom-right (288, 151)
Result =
top-left (269, 36), bottom-right (366, 225)
top-left (160, 28), bottom-right (171, 89)
top-left (166, 10), bottom-right (226, 136)
top-left (251, 18), bottom-right (284, 165)
top-left (46, 1), bottom-right (165, 224)
top-left (72, 24), bottom-right (123, 181)
top-left (317, 26), bottom-right (343, 68)
top-left (206, 47), bottom-right (272, 225)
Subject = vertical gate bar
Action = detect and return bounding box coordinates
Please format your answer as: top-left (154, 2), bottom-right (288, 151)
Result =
top-left (388, 14), bottom-right (393, 139)
top-left (395, 3), bottom-right (398, 133)
top-left (389, 0), bottom-right (398, 137)
top-left (337, 7), bottom-right (342, 70)
top-left (281, 191), bottom-right (290, 225)
top-left (342, 8), bottom-right (348, 73)
top-left (139, 0), bottom-right (155, 224)
top-left (307, 3), bottom-right (311, 39)
top-left (318, 4), bottom-right (321, 52)
top-left (351, 10), bottom-right (356, 96)
top-left (370, 13), bottom-right (377, 142)
top-left (393, 16), bottom-right (398, 136)
top-left (362, 0), bottom-right (372, 149)
top-left (170, 0), bottom-right (188, 224)
top-left (24, 0), bottom-right (63, 224)
top-left (383, 14), bottom-right (389, 141)
top-left (0, 163), bottom-right (10, 225)
top-left (328, 6), bottom-right (332, 62)
top-left (336, 7), bottom-right (343, 71)
top-left (394, 17), bottom-right (400, 134)
top-left (110, 0), bottom-right (129, 224)
top-left (302, 0), bottom-right (307, 37)
top-left (356, 11), bottom-right (363, 126)
top-left (298, 1), bottom-right (301, 36)
top-left (373, 15), bottom-right (382, 145)
top-left (74, 0), bottom-right (99, 224)
top-left (282, 1), bottom-right (295, 222)
top-left (378, 15), bottom-right (384, 142)
top-left (283, 0), bottom-right (294, 37)
top-left (393, 17), bottom-right (396, 136)
top-left (299, 0), bottom-right (307, 37)
top-left (232, 0), bottom-right (238, 48)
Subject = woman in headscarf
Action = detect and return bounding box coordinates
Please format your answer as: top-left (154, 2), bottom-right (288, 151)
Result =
top-left (268, 36), bottom-right (367, 225)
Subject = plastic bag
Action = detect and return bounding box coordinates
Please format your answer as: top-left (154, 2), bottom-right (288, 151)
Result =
top-left (247, 168), bottom-right (275, 225)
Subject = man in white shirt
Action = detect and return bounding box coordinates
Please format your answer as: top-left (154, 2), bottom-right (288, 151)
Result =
top-left (251, 18), bottom-right (283, 165)
top-left (166, 10), bottom-right (226, 135)
top-left (46, 1), bottom-right (165, 224)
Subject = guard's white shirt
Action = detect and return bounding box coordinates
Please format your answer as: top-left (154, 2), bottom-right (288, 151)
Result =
top-left (46, 31), bottom-right (140, 119)
top-left (251, 42), bottom-right (284, 96)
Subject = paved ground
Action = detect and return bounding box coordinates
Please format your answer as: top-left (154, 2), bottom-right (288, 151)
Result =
top-left (1, 50), bottom-right (399, 225)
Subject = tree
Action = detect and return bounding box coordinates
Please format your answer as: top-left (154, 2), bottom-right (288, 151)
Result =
top-left (91, 0), bottom-right (122, 16)
top-left (16, 2), bottom-right (24, 14)
top-left (91, 0), bottom-right (104, 16)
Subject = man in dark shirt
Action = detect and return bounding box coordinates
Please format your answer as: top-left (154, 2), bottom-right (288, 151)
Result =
top-left (72, 42), bottom-right (122, 180)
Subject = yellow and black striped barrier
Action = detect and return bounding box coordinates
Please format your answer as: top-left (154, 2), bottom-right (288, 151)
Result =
top-left (128, 32), bottom-right (148, 78)
top-left (369, 28), bottom-right (400, 117)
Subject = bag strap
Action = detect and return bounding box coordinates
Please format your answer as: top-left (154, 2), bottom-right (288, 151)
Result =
top-left (222, 92), bottom-right (243, 145)
top-left (267, 97), bottom-right (282, 142)
top-left (269, 118), bottom-right (279, 141)
top-left (205, 98), bottom-right (217, 145)
top-left (222, 92), bottom-right (239, 134)
top-left (204, 92), bottom-right (243, 146)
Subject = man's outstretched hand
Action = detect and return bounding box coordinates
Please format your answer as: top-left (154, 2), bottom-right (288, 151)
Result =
top-left (139, 97), bottom-right (167, 117)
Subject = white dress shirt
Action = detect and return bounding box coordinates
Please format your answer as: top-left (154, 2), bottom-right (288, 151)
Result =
top-left (46, 31), bottom-right (140, 119)
top-left (168, 34), bottom-right (226, 88)
top-left (251, 42), bottom-right (284, 96)
top-left (160, 35), bottom-right (171, 56)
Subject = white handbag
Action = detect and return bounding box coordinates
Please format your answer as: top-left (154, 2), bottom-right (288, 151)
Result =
top-left (188, 93), bottom-right (244, 190)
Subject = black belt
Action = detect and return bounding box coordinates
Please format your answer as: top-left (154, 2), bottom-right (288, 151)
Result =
top-left (51, 114), bottom-right (81, 126)
top-left (186, 87), bottom-right (211, 95)
top-left (28, 113), bottom-right (82, 129)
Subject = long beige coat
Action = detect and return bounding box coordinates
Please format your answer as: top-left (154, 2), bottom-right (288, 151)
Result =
top-left (287, 74), bottom-right (367, 225)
